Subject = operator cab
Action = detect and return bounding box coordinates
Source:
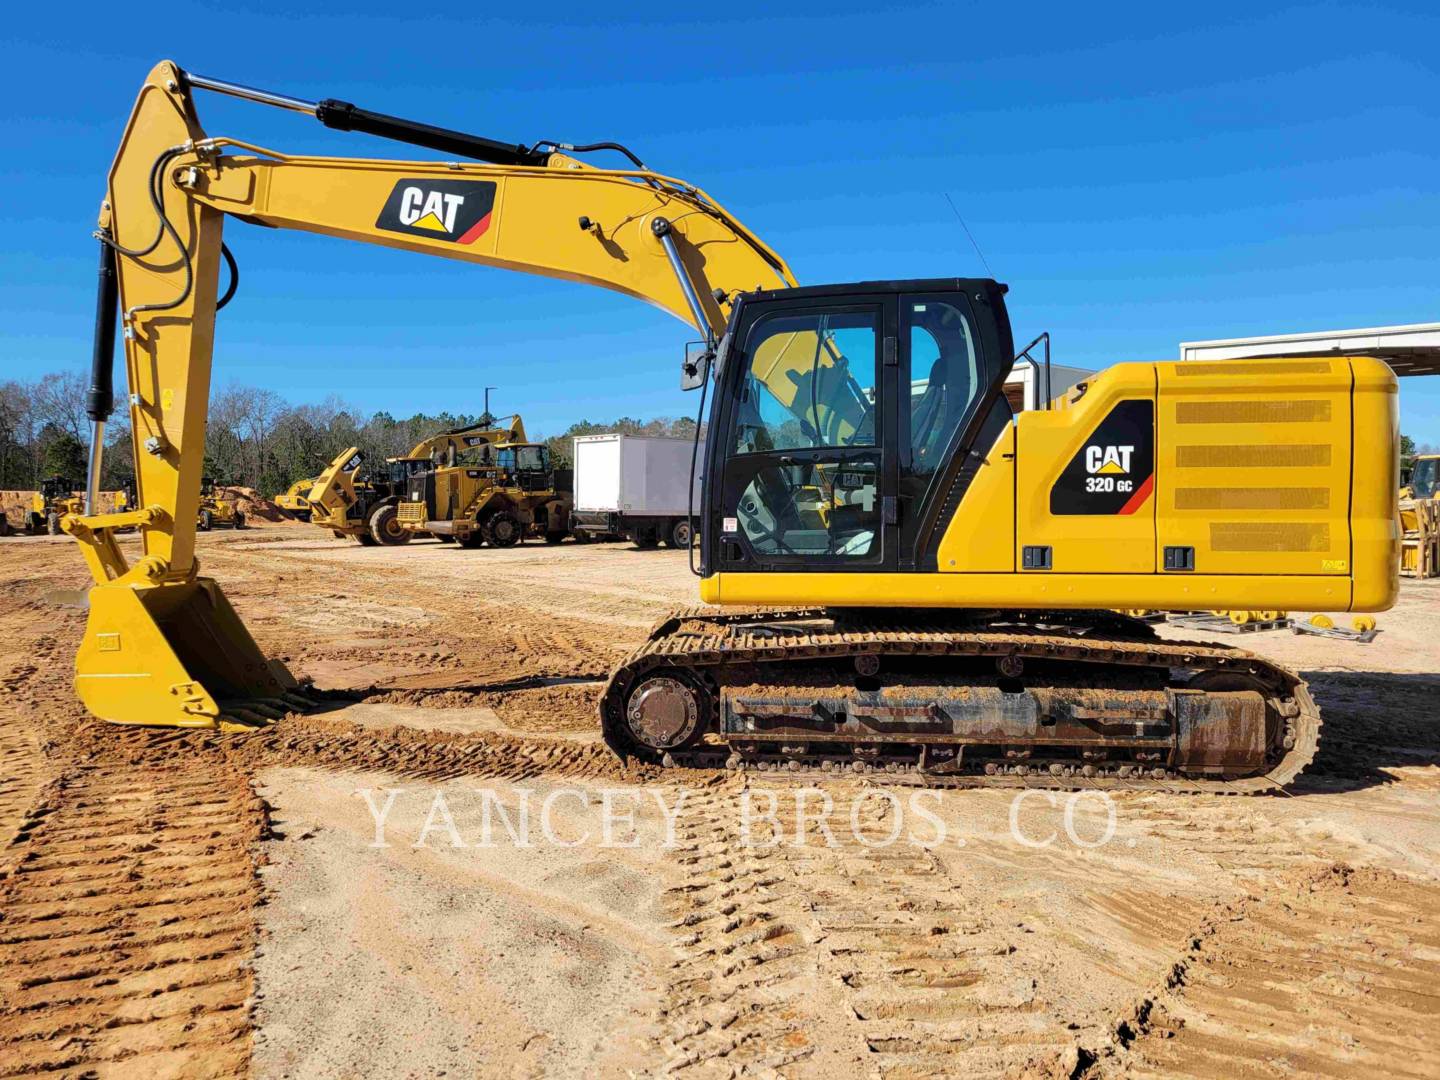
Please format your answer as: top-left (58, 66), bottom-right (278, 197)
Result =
top-left (1410, 456), bottom-right (1437, 500)
top-left (40, 477), bottom-right (74, 502)
top-left (502, 444), bottom-right (552, 492)
top-left (700, 279), bottom-right (1014, 576)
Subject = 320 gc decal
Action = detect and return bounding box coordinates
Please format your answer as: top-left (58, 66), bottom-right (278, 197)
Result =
top-left (1049, 399), bottom-right (1155, 516)
top-left (375, 178), bottom-right (497, 244)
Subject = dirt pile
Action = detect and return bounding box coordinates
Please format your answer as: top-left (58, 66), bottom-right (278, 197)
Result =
top-left (218, 485), bottom-right (286, 522)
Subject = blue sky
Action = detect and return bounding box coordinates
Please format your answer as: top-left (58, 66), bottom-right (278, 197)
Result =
top-left (3, 1), bottom-right (1437, 440)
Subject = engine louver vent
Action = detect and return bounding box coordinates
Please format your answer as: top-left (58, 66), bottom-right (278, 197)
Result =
top-left (1175, 487), bottom-right (1330, 510)
top-left (1176, 361), bottom-right (1332, 377)
top-left (1175, 400), bottom-right (1332, 424)
top-left (1210, 522), bottom-right (1330, 552)
top-left (1177, 444), bottom-right (1331, 468)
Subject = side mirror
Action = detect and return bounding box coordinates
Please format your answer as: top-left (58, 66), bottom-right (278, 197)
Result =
top-left (681, 341), bottom-right (713, 391)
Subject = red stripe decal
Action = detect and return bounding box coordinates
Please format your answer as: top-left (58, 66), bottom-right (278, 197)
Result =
top-left (457, 212), bottom-right (492, 245)
top-left (1118, 473), bottom-right (1154, 515)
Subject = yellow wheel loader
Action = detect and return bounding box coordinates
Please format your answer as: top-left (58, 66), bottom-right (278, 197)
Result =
top-left (26, 477), bottom-right (84, 536)
top-left (306, 417), bottom-right (527, 545)
top-left (396, 416), bottom-right (572, 547)
top-left (196, 476), bottom-right (245, 530)
top-left (274, 475), bottom-right (318, 521)
top-left (61, 63), bottom-right (1398, 787)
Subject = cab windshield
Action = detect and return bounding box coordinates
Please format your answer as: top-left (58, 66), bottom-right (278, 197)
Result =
top-left (1412, 457), bottom-right (1438, 499)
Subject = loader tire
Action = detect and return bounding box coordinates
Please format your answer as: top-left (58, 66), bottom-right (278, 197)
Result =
top-left (458, 529), bottom-right (485, 549)
top-left (368, 503), bottom-right (411, 546)
top-left (544, 530), bottom-right (565, 544)
top-left (47, 512), bottom-right (62, 536)
top-left (355, 532), bottom-right (379, 546)
top-left (483, 511), bottom-right (521, 548)
top-left (199, 510), bottom-right (214, 531)
top-left (664, 519), bottom-right (692, 549)
top-left (26, 512), bottom-right (44, 536)
top-left (234, 511), bottom-right (246, 529)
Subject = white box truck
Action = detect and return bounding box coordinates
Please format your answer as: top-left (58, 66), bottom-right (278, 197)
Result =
top-left (571, 434), bottom-right (703, 548)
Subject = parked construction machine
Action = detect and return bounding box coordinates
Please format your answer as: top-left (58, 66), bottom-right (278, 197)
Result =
top-left (396, 415), bottom-right (571, 546)
top-left (1401, 453), bottom-right (1437, 502)
top-left (197, 477), bottom-right (245, 530)
top-left (27, 477), bottom-right (83, 535)
top-left (306, 416), bottom-right (530, 545)
top-left (274, 475), bottom-right (318, 521)
top-left (62, 63), bottom-right (1399, 791)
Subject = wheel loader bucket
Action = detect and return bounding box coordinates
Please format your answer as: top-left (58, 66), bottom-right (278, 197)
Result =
top-left (75, 577), bottom-right (302, 729)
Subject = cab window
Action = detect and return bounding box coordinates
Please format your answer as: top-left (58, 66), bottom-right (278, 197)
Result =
top-left (733, 311), bottom-right (877, 455)
top-left (1413, 457), bottom-right (1437, 499)
top-left (729, 308), bottom-right (881, 559)
top-left (904, 299), bottom-right (980, 477)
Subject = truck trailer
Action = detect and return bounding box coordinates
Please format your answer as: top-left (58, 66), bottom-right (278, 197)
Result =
top-left (570, 434), bottom-right (702, 548)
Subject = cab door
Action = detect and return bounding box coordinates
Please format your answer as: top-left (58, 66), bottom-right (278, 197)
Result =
top-left (709, 296), bottom-right (898, 572)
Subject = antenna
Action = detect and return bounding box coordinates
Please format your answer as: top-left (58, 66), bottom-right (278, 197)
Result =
top-left (944, 193), bottom-right (995, 278)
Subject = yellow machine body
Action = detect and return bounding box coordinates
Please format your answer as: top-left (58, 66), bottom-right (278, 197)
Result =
top-left (197, 478), bottom-right (244, 529)
top-left (275, 475), bottom-right (318, 520)
top-left (702, 355), bottom-right (1398, 612)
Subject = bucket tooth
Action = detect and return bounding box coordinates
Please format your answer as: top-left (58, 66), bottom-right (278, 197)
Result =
top-left (220, 707), bottom-right (275, 728)
top-left (252, 696), bottom-right (303, 715)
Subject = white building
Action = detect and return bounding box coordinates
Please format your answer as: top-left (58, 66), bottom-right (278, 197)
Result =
top-left (1179, 323), bottom-right (1440, 378)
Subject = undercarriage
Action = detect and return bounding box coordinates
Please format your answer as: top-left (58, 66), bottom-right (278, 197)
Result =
top-left (600, 608), bottom-right (1319, 793)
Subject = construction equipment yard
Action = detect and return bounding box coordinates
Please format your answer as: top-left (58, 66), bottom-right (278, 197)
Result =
top-left (2, 521), bottom-right (1437, 1078)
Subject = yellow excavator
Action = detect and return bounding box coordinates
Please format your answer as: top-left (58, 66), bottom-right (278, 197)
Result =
top-left (305, 415), bottom-right (530, 544)
top-left (274, 475), bottom-right (318, 521)
top-left (63, 62), bottom-right (1399, 790)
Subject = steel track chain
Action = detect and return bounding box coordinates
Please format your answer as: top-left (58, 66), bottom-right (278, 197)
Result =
top-left (603, 608), bottom-right (1321, 795)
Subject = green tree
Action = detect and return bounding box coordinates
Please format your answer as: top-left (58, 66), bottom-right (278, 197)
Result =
top-left (39, 427), bottom-right (86, 482)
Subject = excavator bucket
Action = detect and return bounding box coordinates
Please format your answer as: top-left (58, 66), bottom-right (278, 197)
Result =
top-left (75, 577), bottom-right (305, 730)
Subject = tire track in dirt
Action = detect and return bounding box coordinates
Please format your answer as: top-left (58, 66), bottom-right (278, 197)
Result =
top-left (655, 779), bottom-right (1080, 1076)
top-left (0, 763), bottom-right (266, 1078)
top-left (67, 714), bottom-right (652, 787)
top-left (1116, 863), bottom-right (1440, 1080)
top-left (223, 542), bottom-right (639, 690)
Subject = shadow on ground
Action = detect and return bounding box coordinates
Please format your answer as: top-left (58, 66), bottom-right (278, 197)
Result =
top-left (1294, 671), bottom-right (1440, 794)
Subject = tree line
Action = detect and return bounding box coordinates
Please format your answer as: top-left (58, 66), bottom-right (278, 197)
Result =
top-left (0, 370), bottom-right (699, 497)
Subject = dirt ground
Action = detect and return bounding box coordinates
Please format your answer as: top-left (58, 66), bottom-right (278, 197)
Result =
top-left (1, 521), bottom-right (1438, 1078)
